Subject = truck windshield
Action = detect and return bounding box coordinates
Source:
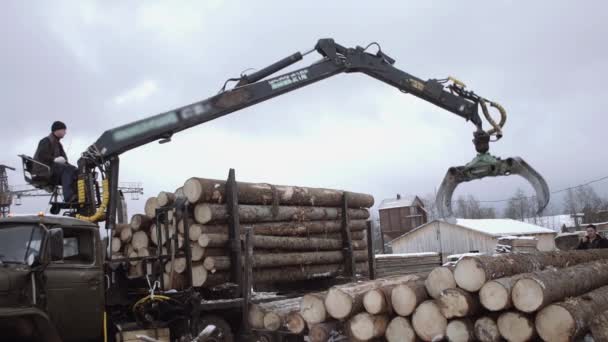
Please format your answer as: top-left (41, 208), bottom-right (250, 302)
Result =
top-left (0, 225), bottom-right (44, 264)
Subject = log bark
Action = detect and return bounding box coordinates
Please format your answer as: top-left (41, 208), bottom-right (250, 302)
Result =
top-left (425, 266), bottom-right (456, 299)
top-left (437, 288), bottom-right (480, 319)
top-left (348, 313), bottom-right (388, 341)
top-left (474, 316), bottom-right (501, 342)
top-left (131, 231), bottom-right (149, 250)
top-left (446, 318), bottom-right (475, 342)
top-left (390, 279), bottom-right (428, 317)
top-left (183, 177), bottom-right (374, 208)
top-left (309, 321), bottom-right (340, 342)
top-left (206, 263), bottom-right (368, 286)
top-left (497, 311), bottom-right (536, 342)
top-left (198, 219), bottom-right (368, 236)
top-left (203, 250), bottom-right (368, 272)
top-left (130, 214), bottom-right (153, 231)
top-left (453, 249), bottom-right (608, 292)
top-left (385, 316), bottom-right (416, 342)
top-left (262, 298), bottom-right (301, 331)
top-left (120, 226), bottom-right (133, 243)
top-left (144, 197), bottom-right (159, 217)
top-left (196, 233), bottom-right (366, 250)
top-left (157, 191), bottom-right (176, 207)
top-left (411, 300), bottom-right (447, 342)
top-left (591, 309), bottom-right (608, 342)
top-left (362, 274), bottom-right (422, 315)
top-left (193, 203), bottom-right (369, 224)
top-left (479, 274), bottom-right (524, 311)
top-left (300, 293), bottom-right (328, 325)
top-left (111, 237), bottom-right (122, 254)
top-left (535, 285), bottom-right (608, 342)
top-left (325, 275), bottom-right (410, 320)
top-left (512, 259), bottom-right (608, 313)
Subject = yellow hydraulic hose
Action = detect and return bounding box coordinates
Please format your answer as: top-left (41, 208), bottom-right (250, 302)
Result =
top-left (76, 178), bottom-right (109, 222)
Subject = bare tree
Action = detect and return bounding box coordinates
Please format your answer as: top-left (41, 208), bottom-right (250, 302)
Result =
top-left (562, 185), bottom-right (607, 223)
top-left (504, 188), bottom-right (537, 221)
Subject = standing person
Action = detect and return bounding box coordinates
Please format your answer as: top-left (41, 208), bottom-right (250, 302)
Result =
top-left (33, 121), bottom-right (78, 202)
top-left (577, 224), bottom-right (608, 249)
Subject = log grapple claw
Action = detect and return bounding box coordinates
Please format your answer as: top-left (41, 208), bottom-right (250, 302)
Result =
top-left (435, 153), bottom-right (550, 220)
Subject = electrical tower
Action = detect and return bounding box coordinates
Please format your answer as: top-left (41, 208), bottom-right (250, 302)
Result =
top-left (0, 165), bottom-right (16, 217)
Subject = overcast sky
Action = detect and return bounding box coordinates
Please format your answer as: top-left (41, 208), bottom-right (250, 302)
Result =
top-left (2, 1), bottom-right (607, 218)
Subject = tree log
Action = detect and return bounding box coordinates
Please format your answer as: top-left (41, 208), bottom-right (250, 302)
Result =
top-left (131, 231), bottom-right (149, 250)
top-left (300, 293), bottom-right (328, 325)
top-left (189, 224), bottom-right (203, 242)
top-left (474, 316), bottom-right (501, 342)
top-left (497, 311), bottom-right (536, 342)
top-left (391, 279), bottom-right (428, 317)
top-left (191, 263), bottom-right (207, 287)
top-left (361, 274), bottom-right (422, 315)
top-left (203, 250), bottom-right (368, 272)
top-left (197, 219), bottom-right (368, 236)
top-left (144, 197), bottom-right (159, 217)
top-left (437, 288), bottom-right (480, 319)
top-left (190, 243), bottom-right (204, 262)
top-left (130, 214), bottom-right (153, 231)
top-left (309, 321), bottom-right (340, 342)
top-left (446, 318), bottom-right (475, 342)
top-left (157, 191), bottom-right (176, 207)
top-left (164, 257), bottom-right (187, 274)
top-left (193, 203), bottom-right (369, 224)
top-left (150, 224), bottom-right (176, 246)
top-left (591, 309), bottom-right (608, 342)
top-left (285, 312), bottom-right (306, 334)
top-left (113, 223), bottom-right (130, 236)
top-left (453, 249), bottom-right (608, 292)
top-left (479, 274), bottom-right (525, 311)
top-left (512, 259), bottom-right (608, 313)
top-left (111, 237), bottom-right (122, 254)
top-left (128, 250), bottom-right (138, 266)
top-left (120, 226), bottom-right (133, 243)
top-left (554, 232), bottom-right (582, 251)
top-left (162, 272), bottom-right (185, 291)
top-left (385, 316), bottom-right (416, 342)
top-left (206, 263), bottom-right (368, 286)
top-left (348, 313), bottom-right (388, 341)
top-left (535, 285), bottom-right (608, 342)
top-left (411, 300), bottom-right (447, 342)
top-left (196, 233), bottom-right (366, 250)
top-left (183, 177), bottom-right (374, 208)
top-left (425, 267), bottom-right (456, 299)
top-left (262, 298), bottom-right (301, 331)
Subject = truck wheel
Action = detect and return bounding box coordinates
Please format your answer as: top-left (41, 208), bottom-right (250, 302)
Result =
top-left (193, 315), bottom-right (234, 342)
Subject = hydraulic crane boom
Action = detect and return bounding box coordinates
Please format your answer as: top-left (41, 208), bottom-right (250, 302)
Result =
top-left (73, 38), bottom-right (548, 231)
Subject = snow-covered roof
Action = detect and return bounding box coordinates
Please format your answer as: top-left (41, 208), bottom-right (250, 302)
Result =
top-left (378, 195), bottom-right (423, 210)
top-left (523, 214), bottom-right (582, 232)
top-left (455, 218), bottom-right (556, 236)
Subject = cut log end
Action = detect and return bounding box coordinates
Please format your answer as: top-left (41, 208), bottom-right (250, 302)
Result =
top-left (480, 280), bottom-right (510, 311)
top-left (263, 313), bottom-right (282, 331)
top-left (454, 257), bottom-right (486, 292)
top-left (348, 313), bottom-right (388, 341)
top-left (437, 288), bottom-right (479, 319)
top-left (446, 319), bottom-right (474, 342)
top-left (474, 317), bottom-right (501, 342)
top-left (391, 284), bottom-right (418, 317)
top-left (535, 304), bottom-right (575, 342)
top-left (285, 312), bottom-right (306, 334)
top-left (412, 300), bottom-right (447, 342)
top-left (248, 304), bottom-right (265, 329)
top-left (425, 266), bottom-right (456, 299)
top-left (300, 294), bottom-right (327, 324)
top-left (194, 204), bottom-right (213, 224)
top-left (363, 289), bottom-right (387, 315)
top-left (497, 312), bottom-right (536, 342)
top-left (385, 316), bottom-right (416, 342)
top-left (325, 288), bottom-right (353, 320)
top-left (512, 278), bottom-right (544, 313)
top-left (183, 178), bottom-right (203, 204)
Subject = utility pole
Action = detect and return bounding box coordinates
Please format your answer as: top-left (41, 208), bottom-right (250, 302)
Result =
top-left (0, 165), bottom-right (16, 217)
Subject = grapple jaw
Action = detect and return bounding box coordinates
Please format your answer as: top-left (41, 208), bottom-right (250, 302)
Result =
top-left (435, 153), bottom-right (550, 220)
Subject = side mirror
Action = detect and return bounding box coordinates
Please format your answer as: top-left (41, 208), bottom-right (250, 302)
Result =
top-left (48, 228), bottom-right (64, 261)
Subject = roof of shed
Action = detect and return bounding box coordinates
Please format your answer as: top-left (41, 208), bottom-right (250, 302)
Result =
top-left (378, 195), bottom-right (424, 210)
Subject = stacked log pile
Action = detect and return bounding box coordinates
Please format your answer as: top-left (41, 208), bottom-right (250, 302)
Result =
top-left (110, 177), bottom-right (373, 290)
top-left (248, 249), bottom-right (608, 341)
top-left (374, 252), bottom-right (441, 278)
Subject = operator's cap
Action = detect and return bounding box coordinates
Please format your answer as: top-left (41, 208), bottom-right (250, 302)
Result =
top-left (51, 121), bottom-right (66, 132)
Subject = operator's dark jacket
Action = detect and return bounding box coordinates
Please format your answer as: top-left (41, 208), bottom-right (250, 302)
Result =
top-left (33, 133), bottom-right (67, 177)
top-left (577, 235), bottom-right (608, 249)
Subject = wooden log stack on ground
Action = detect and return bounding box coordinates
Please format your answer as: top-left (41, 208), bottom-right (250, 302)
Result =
top-left (245, 249), bottom-right (608, 341)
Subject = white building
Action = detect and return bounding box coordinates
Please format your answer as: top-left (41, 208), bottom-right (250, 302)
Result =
top-left (390, 218), bottom-right (557, 261)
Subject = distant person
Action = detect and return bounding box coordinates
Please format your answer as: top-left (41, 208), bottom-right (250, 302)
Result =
top-left (33, 121), bottom-right (77, 202)
top-left (577, 224), bottom-right (608, 249)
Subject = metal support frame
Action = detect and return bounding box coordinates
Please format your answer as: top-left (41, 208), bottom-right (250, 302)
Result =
top-left (226, 169), bottom-right (243, 289)
top-left (241, 227), bottom-right (254, 338)
top-left (340, 192), bottom-right (356, 280)
top-left (366, 221), bottom-right (376, 280)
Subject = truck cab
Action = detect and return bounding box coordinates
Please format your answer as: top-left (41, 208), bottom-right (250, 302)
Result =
top-left (0, 215), bottom-right (104, 342)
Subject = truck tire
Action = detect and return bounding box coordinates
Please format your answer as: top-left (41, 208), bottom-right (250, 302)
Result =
top-left (194, 315), bottom-right (234, 342)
